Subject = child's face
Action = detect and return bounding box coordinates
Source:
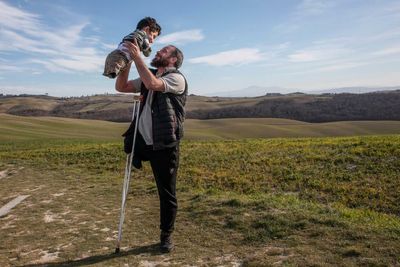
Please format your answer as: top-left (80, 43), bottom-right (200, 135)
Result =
top-left (144, 28), bottom-right (159, 44)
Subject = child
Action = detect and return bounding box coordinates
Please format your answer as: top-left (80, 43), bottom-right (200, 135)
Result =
top-left (103, 17), bottom-right (161, 78)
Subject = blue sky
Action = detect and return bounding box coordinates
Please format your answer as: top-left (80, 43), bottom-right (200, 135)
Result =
top-left (0, 0), bottom-right (400, 96)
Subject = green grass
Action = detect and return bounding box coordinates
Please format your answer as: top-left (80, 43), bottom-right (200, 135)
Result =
top-left (185, 118), bottom-right (400, 139)
top-left (0, 114), bottom-right (126, 141)
top-left (2, 114), bottom-right (400, 142)
top-left (2, 135), bottom-right (399, 216)
top-left (0, 115), bottom-right (399, 266)
top-left (180, 136), bottom-right (400, 215)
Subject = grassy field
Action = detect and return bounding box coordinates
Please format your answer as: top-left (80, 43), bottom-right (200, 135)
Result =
top-left (0, 115), bottom-right (399, 266)
top-left (0, 114), bottom-right (126, 142)
top-left (184, 118), bottom-right (400, 139)
top-left (2, 114), bottom-right (400, 142)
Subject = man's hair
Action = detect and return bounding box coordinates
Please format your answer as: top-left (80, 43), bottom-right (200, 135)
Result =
top-left (169, 45), bottom-right (184, 69)
top-left (136, 17), bottom-right (161, 35)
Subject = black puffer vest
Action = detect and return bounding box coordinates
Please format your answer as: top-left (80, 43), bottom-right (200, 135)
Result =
top-left (123, 68), bottom-right (188, 151)
top-left (143, 68), bottom-right (188, 150)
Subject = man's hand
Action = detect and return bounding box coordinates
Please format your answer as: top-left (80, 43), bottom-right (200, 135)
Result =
top-left (123, 39), bottom-right (141, 61)
top-left (123, 40), bottom-right (165, 92)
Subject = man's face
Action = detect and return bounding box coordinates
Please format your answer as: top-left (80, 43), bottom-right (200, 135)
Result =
top-left (151, 46), bottom-right (174, 68)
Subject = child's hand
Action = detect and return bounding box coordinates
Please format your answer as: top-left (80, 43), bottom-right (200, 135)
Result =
top-left (123, 39), bottom-right (141, 60)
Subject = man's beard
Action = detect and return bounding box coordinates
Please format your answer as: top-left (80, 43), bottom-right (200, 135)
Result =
top-left (150, 57), bottom-right (169, 68)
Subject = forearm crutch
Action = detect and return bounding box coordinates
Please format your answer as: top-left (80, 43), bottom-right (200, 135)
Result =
top-left (115, 94), bottom-right (141, 254)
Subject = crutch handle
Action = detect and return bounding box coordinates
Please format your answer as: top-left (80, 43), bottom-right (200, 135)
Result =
top-left (133, 94), bottom-right (141, 101)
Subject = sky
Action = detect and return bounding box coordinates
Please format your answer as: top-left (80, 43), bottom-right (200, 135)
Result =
top-left (0, 0), bottom-right (400, 97)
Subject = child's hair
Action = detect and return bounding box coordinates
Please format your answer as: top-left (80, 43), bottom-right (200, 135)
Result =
top-left (136, 17), bottom-right (162, 35)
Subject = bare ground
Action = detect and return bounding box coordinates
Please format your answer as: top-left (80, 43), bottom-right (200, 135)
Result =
top-left (0, 165), bottom-right (289, 267)
top-left (1, 159), bottom-right (399, 267)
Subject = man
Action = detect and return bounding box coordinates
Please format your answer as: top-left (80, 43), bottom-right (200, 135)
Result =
top-left (115, 40), bottom-right (187, 253)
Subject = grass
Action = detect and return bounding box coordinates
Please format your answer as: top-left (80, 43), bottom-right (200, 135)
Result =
top-left (0, 115), bottom-right (400, 265)
top-left (2, 114), bottom-right (400, 142)
top-left (0, 97), bottom-right (59, 113)
top-left (181, 136), bottom-right (400, 215)
top-left (0, 132), bottom-right (399, 266)
top-left (184, 119), bottom-right (400, 139)
top-left (0, 114), bottom-right (126, 141)
top-left (187, 192), bottom-right (400, 265)
top-left (2, 135), bottom-right (399, 216)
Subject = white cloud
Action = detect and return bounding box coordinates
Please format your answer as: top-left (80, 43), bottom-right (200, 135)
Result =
top-left (288, 51), bottom-right (319, 62)
top-left (372, 46), bottom-right (400, 56)
top-left (157, 29), bottom-right (204, 45)
top-left (0, 2), bottom-right (106, 73)
top-left (281, 51), bottom-right (400, 77)
top-left (288, 43), bottom-right (351, 62)
top-left (315, 61), bottom-right (368, 72)
top-left (296, 0), bottom-right (335, 16)
top-left (0, 64), bottom-right (23, 72)
top-left (273, 0), bottom-right (336, 34)
top-left (0, 28), bottom-right (58, 55)
top-left (0, 1), bottom-right (41, 32)
top-left (101, 43), bottom-right (117, 50)
top-left (188, 48), bottom-right (264, 66)
top-left (30, 59), bottom-right (72, 73)
top-left (51, 56), bottom-right (103, 72)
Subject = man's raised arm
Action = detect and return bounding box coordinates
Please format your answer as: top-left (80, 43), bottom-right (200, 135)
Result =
top-left (115, 62), bottom-right (136, 93)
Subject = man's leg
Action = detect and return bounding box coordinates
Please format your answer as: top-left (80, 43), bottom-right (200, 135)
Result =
top-left (149, 145), bottom-right (179, 252)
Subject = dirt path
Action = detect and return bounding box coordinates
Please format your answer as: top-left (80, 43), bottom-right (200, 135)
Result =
top-left (0, 195), bottom-right (30, 217)
top-left (0, 166), bottom-right (255, 266)
top-left (0, 169), bottom-right (8, 179)
top-left (1, 145), bottom-right (399, 266)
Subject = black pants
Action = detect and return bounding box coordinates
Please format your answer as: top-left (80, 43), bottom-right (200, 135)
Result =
top-left (134, 133), bottom-right (179, 234)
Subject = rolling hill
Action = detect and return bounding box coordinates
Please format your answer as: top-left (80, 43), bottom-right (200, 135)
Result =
top-left (1, 114), bottom-right (400, 142)
top-left (1, 90), bottom-right (400, 122)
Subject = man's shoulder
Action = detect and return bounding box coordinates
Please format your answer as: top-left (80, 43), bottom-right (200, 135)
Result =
top-left (163, 72), bottom-right (185, 84)
top-left (160, 70), bottom-right (186, 94)
top-left (163, 69), bottom-right (186, 81)
top-left (162, 67), bottom-right (183, 75)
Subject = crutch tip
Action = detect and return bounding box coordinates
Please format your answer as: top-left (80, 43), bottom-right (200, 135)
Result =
top-left (115, 247), bottom-right (120, 254)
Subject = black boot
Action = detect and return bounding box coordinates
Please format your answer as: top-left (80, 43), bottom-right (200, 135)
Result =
top-left (160, 231), bottom-right (174, 253)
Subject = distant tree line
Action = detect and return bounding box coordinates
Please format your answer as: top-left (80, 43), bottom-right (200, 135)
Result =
top-left (187, 91), bottom-right (400, 122)
top-left (4, 91), bottom-right (400, 122)
top-left (6, 99), bottom-right (132, 122)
